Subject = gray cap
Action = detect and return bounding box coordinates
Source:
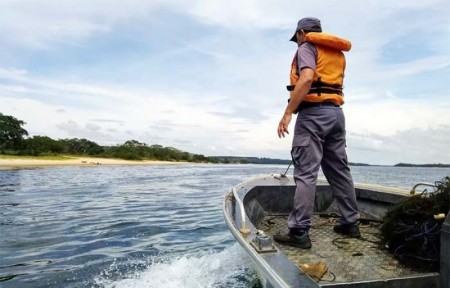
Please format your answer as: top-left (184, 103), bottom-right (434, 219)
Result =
top-left (289, 17), bottom-right (322, 42)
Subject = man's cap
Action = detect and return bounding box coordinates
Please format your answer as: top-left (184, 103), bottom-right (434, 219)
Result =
top-left (289, 17), bottom-right (322, 42)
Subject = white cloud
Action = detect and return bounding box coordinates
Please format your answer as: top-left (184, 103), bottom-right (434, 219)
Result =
top-left (345, 92), bottom-right (450, 136)
top-left (0, 0), bottom-right (170, 49)
top-left (0, 67), bottom-right (28, 80)
top-left (347, 126), bottom-right (450, 165)
top-left (1, 0), bottom-right (449, 164)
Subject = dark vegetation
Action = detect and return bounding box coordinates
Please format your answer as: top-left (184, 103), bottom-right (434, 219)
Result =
top-left (0, 113), bottom-right (219, 163)
top-left (395, 163), bottom-right (450, 168)
top-left (212, 156), bottom-right (291, 164)
top-left (2, 113), bottom-right (448, 166)
top-left (348, 162), bottom-right (371, 166)
top-left (0, 113), bottom-right (288, 164)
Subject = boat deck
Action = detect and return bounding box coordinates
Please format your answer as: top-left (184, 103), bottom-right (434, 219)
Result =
top-left (257, 214), bottom-right (422, 285)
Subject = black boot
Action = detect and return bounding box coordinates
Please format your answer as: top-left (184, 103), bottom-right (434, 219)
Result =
top-left (273, 229), bottom-right (312, 249)
top-left (333, 222), bottom-right (361, 238)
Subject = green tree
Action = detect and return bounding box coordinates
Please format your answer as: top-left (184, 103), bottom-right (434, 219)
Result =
top-left (60, 138), bottom-right (103, 155)
top-left (0, 113), bottom-right (29, 151)
top-left (123, 140), bottom-right (146, 148)
top-left (25, 136), bottom-right (64, 155)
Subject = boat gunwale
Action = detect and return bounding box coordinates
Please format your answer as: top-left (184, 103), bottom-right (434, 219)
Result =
top-left (223, 188), bottom-right (316, 287)
top-left (223, 173), bottom-right (441, 287)
top-left (223, 174), bottom-right (324, 287)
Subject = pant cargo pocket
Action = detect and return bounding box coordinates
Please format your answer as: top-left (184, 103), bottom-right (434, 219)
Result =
top-left (291, 134), bottom-right (311, 167)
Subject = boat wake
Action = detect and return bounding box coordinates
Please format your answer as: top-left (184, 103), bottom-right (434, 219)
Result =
top-left (95, 244), bottom-right (259, 288)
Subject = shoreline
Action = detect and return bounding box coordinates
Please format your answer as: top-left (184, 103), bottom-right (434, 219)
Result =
top-left (0, 157), bottom-right (190, 169)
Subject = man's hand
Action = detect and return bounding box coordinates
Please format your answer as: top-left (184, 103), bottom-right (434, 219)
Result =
top-left (278, 112), bottom-right (292, 138)
top-left (277, 67), bottom-right (313, 138)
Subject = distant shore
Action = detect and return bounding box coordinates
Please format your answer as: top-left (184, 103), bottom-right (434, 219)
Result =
top-left (0, 157), bottom-right (189, 169)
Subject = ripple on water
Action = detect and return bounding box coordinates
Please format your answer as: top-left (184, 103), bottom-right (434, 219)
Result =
top-left (1, 164), bottom-right (449, 287)
top-left (94, 244), bottom-right (259, 288)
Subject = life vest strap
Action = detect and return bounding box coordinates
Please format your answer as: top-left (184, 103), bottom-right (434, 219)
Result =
top-left (286, 85), bottom-right (295, 91)
top-left (308, 87), bottom-right (343, 96)
top-left (286, 83), bottom-right (343, 95)
top-left (309, 78), bottom-right (342, 96)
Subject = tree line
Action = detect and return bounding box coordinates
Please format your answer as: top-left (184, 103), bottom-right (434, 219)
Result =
top-left (0, 112), bottom-right (226, 163)
top-left (394, 163), bottom-right (450, 168)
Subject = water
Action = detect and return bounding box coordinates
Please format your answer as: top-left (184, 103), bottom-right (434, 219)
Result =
top-left (1, 164), bottom-right (449, 288)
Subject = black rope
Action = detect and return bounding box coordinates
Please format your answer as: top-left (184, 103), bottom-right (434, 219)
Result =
top-left (281, 161), bottom-right (292, 177)
top-left (381, 177), bottom-right (449, 271)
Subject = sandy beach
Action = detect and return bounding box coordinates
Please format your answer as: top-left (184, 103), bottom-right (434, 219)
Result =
top-left (0, 157), bottom-right (188, 169)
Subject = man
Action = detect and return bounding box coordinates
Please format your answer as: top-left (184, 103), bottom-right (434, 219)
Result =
top-left (274, 17), bottom-right (360, 249)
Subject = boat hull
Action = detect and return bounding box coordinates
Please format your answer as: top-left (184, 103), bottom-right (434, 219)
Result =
top-left (223, 174), bottom-right (445, 288)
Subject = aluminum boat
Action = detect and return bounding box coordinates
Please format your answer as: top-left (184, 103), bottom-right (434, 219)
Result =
top-left (223, 174), bottom-right (449, 288)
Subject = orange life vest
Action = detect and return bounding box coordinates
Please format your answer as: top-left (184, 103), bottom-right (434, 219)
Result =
top-left (288, 32), bottom-right (352, 105)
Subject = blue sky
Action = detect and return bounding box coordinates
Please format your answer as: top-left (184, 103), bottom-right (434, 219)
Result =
top-left (1, 0), bottom-right (449, 165)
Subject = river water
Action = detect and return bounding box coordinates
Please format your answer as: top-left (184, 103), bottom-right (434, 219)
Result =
top-left (1, 164), bottom-right (449, 288)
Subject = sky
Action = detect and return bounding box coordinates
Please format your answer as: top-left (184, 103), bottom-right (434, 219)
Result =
top-left (1, 0), bottom-right (449, 165)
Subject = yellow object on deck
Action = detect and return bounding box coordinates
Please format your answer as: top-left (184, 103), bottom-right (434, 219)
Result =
top-left (299, 261), bottom-right (328, 282)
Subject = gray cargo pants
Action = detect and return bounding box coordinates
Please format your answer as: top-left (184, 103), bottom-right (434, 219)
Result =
top-left (287, 105), bottom-right (359, 230)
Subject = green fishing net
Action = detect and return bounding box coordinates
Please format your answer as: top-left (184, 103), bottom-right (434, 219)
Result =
top-left (381, 176), bottom-right (449, 271)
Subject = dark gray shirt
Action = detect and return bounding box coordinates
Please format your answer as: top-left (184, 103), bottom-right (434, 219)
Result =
top-left (297, 42), bottom-right (317, 71)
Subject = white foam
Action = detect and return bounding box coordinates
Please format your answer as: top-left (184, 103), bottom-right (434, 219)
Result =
top-left (96, 244), bottom-right (257, 288)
